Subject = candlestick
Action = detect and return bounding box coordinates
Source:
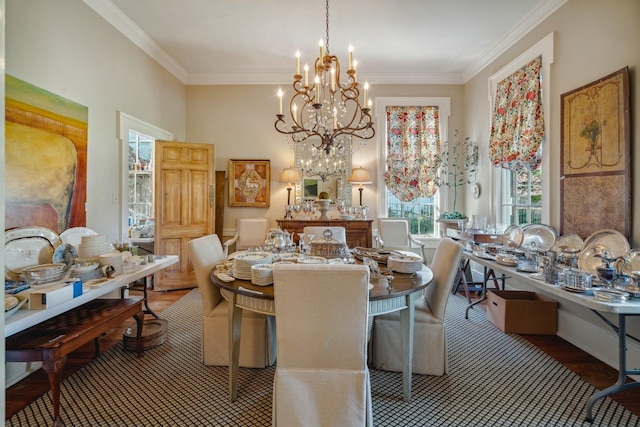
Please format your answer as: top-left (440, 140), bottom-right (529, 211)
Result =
top-left (314, 76), bottom-right (320, 103)
top-left (277, 87), bottom-right (283, 115)
top-left (348, 45), bottom-right (353, 70)
top-left (319, 39), bottom-right (323, 62)
top-left (295, 50), bottom-right (300, 75)
top-left (304, 64), bottom-right (309, 86)
top-left (363, 81), bottom-right (369, 108)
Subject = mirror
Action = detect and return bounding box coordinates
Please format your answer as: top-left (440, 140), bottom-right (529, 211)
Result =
top-left (293, 139), bottom-right (352, 205)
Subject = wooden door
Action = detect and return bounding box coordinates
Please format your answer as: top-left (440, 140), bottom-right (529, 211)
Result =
top-left (154, 141), bottom-right (215, 290)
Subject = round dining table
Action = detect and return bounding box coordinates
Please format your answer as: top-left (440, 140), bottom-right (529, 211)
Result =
top-left (211, 258), bottom-right (433, 403)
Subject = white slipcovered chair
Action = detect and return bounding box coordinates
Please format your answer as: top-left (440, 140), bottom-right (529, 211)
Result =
top-left (272, 264), bottom-right (372, 427)
top-left (188, 234), bottom-right (276, 367)
top-left (223, 217), bottom-right (270, 257)
top-left (376, 218), bottom-right (426, 262)
top-left (372, 237), bottom-right (464, 375)
top-left (302, 226), bottom-right (346, 245)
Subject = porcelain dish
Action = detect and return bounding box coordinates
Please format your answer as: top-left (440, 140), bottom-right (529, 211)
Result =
top-left (5, 226), bottom-right (62, 281)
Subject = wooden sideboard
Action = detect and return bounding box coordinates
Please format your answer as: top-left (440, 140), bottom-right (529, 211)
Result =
top-left (276, 219), bottom-right (373, 248)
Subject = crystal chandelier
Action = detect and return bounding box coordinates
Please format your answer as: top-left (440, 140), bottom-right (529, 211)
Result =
top-left (299, 143), bottom-right (346, 182)
top-left (275, 0), bottom-right (375, 155)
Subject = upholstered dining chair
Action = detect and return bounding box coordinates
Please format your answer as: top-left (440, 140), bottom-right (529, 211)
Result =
top-left (187, 234), bottom-right (276, 368)
top-left (302, 226), bottom-right (347, 245)
top-left (372, 237), bottom-right (464, 375)
top-left (223, 217), bottom-right (270, 257)
top-left (272, 264), bottom-right (372, 427)
top-left (376, 218), bottom-right (426, 262)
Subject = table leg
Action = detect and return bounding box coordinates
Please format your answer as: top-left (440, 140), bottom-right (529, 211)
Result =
top-left (399, 294), bottom-right (415, 402)
top-left (134, 312), bottom-right (144, 358)
top-left (42, 356), bottom-right (67, 427)
top-left (465, 266), bottom-right (491, 319)
top-left (228, 293), bottom-right (243, 402)
top-left (585, 314), bottom-right (640, 421)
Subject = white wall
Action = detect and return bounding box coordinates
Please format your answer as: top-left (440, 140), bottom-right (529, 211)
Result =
top-left (186, 83), bottom-right (464, 236)
top-left (6, 0), bottom-right (187, 241)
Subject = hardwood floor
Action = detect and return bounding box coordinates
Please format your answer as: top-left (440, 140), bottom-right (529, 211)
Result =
top-left (5, 287), bottom-right (640, 420)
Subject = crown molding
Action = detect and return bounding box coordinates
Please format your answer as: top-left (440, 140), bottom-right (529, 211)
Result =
top-left (461, 0), bottom-right (567, 83)
top-left (187, 71), bottom-right (464, 86)
top-left (83, 0), bottom-right (189, 84)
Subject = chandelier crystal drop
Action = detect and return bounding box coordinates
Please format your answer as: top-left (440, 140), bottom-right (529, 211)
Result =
top-left (275, 0), bottom-right (375, 155)
top-left (299, 143), bottom-right (347, 182)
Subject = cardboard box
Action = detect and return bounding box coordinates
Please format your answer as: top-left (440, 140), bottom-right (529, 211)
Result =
top-left (28, 279), bottom-right (83, 310)
top-left (487, 290), bottom-right (557, 335)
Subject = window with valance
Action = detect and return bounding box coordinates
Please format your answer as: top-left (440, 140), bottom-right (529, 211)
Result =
top-left (490, 55), bottom-right (544, 171)
top-left (383, 106), bottom-right (441, 202)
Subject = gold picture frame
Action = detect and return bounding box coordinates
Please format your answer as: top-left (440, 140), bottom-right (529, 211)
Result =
top-left (228, 159), bottom-right (270, 207)
top-left (560, 67), bottom-right (630, 239)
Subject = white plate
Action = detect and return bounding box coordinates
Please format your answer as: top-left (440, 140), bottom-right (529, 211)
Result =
top-left (60, 227), bottom-right (98, 248)
top-left (5, 295), bottom-right (19, 311)
top-left (5, 227), bottom-right (62, 281)
top-left (5, 294), bottom-right (28, 319)
top-left (235, 252), bottom-right (272, 261)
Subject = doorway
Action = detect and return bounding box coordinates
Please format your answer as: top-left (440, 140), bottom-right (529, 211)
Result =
top-left (117, 112), bottom-right (173, 243)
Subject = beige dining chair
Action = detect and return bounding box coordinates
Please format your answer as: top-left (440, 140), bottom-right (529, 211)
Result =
top-left (302, 226), bottom-right (347, 245)
top-left (223, 217), bottom-right (270, 257)
top-left (188, 234), bottom-right (276, 367)
top-left (377, 218), bottom-right (426, 262)
top-left (272, 263), bottom-right (372, 427)
top-left (372, 237), bottom-right (464, 375)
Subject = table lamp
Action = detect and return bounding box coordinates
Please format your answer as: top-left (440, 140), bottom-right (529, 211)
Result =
top-left (279, 168), bottom-right (302, 216)
top-left (348, 167), bottom-right (372, 206)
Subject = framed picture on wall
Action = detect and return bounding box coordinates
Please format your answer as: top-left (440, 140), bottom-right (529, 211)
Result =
top-left (560, 67), bottom-right (630, 239)
top-left (228, 159), bottom-right (270, 207)
top-left (303, 179), bottom-right (318, 200)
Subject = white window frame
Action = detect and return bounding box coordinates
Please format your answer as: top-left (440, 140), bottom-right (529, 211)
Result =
top-left (375, 97), bottom-right (451, 238)
top-left (117, 112), bottom-right (173, 242)
top-left (488, 32), bottom-right (554, 225)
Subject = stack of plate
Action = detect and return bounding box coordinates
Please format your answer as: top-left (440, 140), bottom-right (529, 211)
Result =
top-left (388, 254), bottom-right (423, 274)
top-left (297, 256), bottom-right (328, 264)
top-left (21, 263), bottom-right (67, 286)
top-left (251, 263), bottom-right (274, 286)
top-left (232, 252), bottom-right (273, 280)
top-left (78, 235), bottom-right (113, 258)
top-left (277, 253), bottom-right (300, 263)
top-left (98, 252), bottom-right (124, 275)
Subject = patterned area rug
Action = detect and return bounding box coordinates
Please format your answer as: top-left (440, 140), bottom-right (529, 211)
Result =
top-left (7, 289), bottom-right (639, 427)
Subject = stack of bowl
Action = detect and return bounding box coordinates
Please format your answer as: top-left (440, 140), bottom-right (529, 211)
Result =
top-left (77, 235), bottom-right (113, 260)
top-left (98, 252), bottom-right (124, 275)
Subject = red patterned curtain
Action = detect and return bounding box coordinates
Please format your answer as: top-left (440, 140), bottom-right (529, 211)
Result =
top-left (490, 56), bottom-right (544, 170)
top-left (383, 106), bottom-right (440, 202)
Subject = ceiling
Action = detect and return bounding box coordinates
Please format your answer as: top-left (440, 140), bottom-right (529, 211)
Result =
top-left (86, 0), bottom-right (565, 85)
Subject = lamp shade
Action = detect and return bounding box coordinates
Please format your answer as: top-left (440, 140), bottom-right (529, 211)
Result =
top-left (348, 167), bottom-right (372, 185)
top-left (280, 168), bottom-right (302, 184)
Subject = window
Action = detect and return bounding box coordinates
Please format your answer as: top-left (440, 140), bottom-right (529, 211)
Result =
top-left (489, 33), bottom-right (553, 226)
top-left (128, 130), bottom-right (154, 226)
top-left (500, 168), bottom-right (542, 225)
top-left (376, 97), bottom-right (451, 237)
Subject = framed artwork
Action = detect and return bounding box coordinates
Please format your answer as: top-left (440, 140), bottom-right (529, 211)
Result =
top-left (5, 75), bottom-right (88, 233)
top-left (228, 159), bottom-right (270, 207)
top-left (560, 67), bottom-right (630, 239)
top-left (303, 179), bottom-right (318, 199)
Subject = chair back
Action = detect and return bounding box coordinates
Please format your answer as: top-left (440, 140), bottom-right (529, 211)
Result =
top-left (378, 218), bottom-right (411, 248)
top-left (425, 237), bottom-right (464, 321)
top-left (187, 234), bottom-right (225, 313)
top-left (272, 263), bottom-right (371, 426)
top-left (236, 217), bottom-right (269, 250)
top-left (302, 226), bottom-right (346, 245)
top-left (274, 263), bottom-right (369, 368)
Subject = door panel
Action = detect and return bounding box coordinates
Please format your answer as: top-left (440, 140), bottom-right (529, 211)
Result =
top-left (154, 141), bottom-right (215, 290)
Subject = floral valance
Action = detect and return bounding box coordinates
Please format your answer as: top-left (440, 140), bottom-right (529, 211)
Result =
top-left (490, 56), bottom-right (544, 171)
top-left (383, 106), bottom-right (440, 202)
